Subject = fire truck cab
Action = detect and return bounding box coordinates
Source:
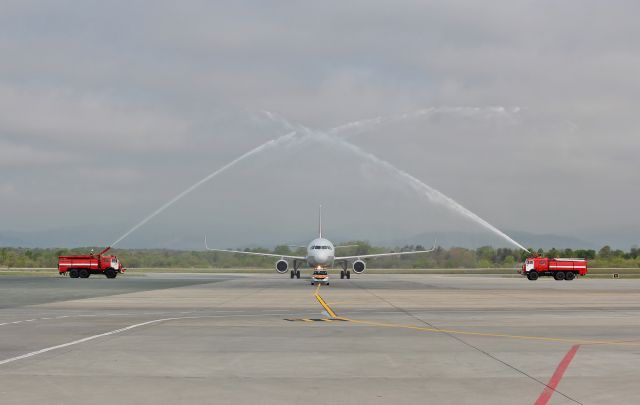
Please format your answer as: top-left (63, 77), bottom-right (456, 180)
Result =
top-left (520, 257), bottom-right (587, 281)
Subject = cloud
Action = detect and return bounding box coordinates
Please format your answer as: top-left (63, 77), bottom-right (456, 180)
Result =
top-left (0, 1), bottom-right (638, 246)
top-left (0, 84), bottom-right (189, 151)
top-left (0, 139), bottom-right (71, 165)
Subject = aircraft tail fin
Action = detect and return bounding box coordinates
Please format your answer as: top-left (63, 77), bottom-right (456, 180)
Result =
top-left (318, 204), bottom-right (323, 238)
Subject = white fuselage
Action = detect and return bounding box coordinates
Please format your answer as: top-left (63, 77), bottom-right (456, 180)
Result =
top-left (306, 238), bottom-right (335, 269)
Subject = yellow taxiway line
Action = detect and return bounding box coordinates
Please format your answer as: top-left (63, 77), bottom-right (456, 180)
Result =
top-left (338, 317), bottom-right (640, 346)
top-left (311, 287), bottom-right (640, 347)
top-left (314, 285), bottom-right (338, 319)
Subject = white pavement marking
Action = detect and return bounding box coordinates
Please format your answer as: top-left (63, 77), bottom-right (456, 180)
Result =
top-left (0, 313), bottom-right (296, 366)
top-left (0, 308), bottom-right (433, 328)
top-left (0, 310), bottom-right (261, 328)
top-left (0, 319), bottom-right (37, 326)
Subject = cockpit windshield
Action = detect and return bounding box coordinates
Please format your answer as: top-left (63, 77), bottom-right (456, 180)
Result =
top-left (311, 246), bottom-right (332, 250)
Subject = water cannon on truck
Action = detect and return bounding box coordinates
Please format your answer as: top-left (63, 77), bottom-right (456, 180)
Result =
top-left (58, 246), bottom-right (126, 279)
top-left (519, 256), bottom-right (587, 281)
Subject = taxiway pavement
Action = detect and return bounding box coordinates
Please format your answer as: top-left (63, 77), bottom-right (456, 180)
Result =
top-left (1, 273), bottom-right (638, 404)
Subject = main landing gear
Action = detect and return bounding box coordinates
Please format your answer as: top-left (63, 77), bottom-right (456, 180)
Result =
top-left (290, 260), bottom-right (301, 279)
top-left (339, 261), bottom-right (350, 279)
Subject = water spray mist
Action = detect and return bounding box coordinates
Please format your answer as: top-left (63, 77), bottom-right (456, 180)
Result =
top-left (109, 131), bottom-right (299, 248)
top-left (263, 111), bottom-right (529, 252)
top-left (110, 108), bottom-right (528, 252)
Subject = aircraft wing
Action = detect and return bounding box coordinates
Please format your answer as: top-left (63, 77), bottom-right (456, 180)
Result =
top-left (336, 245), bottom-right (436, 260)
top-left (205, 237), bottom-right (306, 260)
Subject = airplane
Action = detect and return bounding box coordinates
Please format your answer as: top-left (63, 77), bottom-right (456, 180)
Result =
top-left (205, 206), bottom-right (435, 280)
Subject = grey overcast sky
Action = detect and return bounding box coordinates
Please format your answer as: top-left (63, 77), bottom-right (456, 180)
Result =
top-left (1, 1), bottom-right (639, 249)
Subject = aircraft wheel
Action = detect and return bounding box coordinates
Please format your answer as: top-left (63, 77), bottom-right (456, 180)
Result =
top-left (554, 271), bottom-right (565, 281)
top-left (565, 271), bottom-right (575, 281)
top-left (346, 271), bottom-right (351, 279)
top-left (290, 270), bottom-right (294, 279)
top-left (79, 269), bottom-right (90, 278)
top-left (340, 271), bottom-right (344, 279)
top-left (296, 270), bottom-right (301, 279)
top-left (69, 269), bottom-right (79, 278)
top-left (527, 271), bottom-right (538, 281)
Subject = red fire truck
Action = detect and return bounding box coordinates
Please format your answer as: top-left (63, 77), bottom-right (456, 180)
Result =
top-left (520, 257), bottom-right (588, 281)
top-left (58, 247), bottom-right (126, 279)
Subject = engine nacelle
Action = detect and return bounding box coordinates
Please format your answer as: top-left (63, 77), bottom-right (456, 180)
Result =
top-left (352, 260), bottom-right (366, 274)
top-left (275, 259), bottom-right (289, 273)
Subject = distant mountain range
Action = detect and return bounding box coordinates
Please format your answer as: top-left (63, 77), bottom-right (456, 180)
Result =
top-left (380, 231), bottom-right (596, 250)
top-left (0, 228), bottom-right (98, 249)
top-left (1, 227), bottom-right (636, 250)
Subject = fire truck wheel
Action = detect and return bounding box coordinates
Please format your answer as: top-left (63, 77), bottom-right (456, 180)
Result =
top-left (565, 271), bottom-right (575, 281)
top-left (79, 269), bottom-right (90, 278)
top-left (105, 268), bottom-right (117, 279)
top-left (69, 269), bottom-right (79, 278)
top-left (527, 271), bottom-right (538, 281)
top-left (346, 271), bottom-right (351, 279)
top-left (554, 271), bottom-right (566, 281)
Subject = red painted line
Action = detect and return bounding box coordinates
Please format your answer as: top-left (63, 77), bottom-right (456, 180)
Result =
top-left (534, 345), bottom-right (581, 405)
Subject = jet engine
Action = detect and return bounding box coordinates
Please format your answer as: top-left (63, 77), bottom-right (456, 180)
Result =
top-left (275, 259), bottom-right (289, 273)
top-left (352, 260), bottom-right (366, 274)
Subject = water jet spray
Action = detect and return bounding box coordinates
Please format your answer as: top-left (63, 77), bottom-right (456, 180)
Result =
top-left (108, 108), bottom-right (528, 253)
top-left (263, 111), bottom-right (529, 252)
top-left (109, 131), bottom-right (299, 248)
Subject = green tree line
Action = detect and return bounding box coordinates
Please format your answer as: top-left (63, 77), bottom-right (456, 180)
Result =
top-left (1, 244), bottom-right (639, 269)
